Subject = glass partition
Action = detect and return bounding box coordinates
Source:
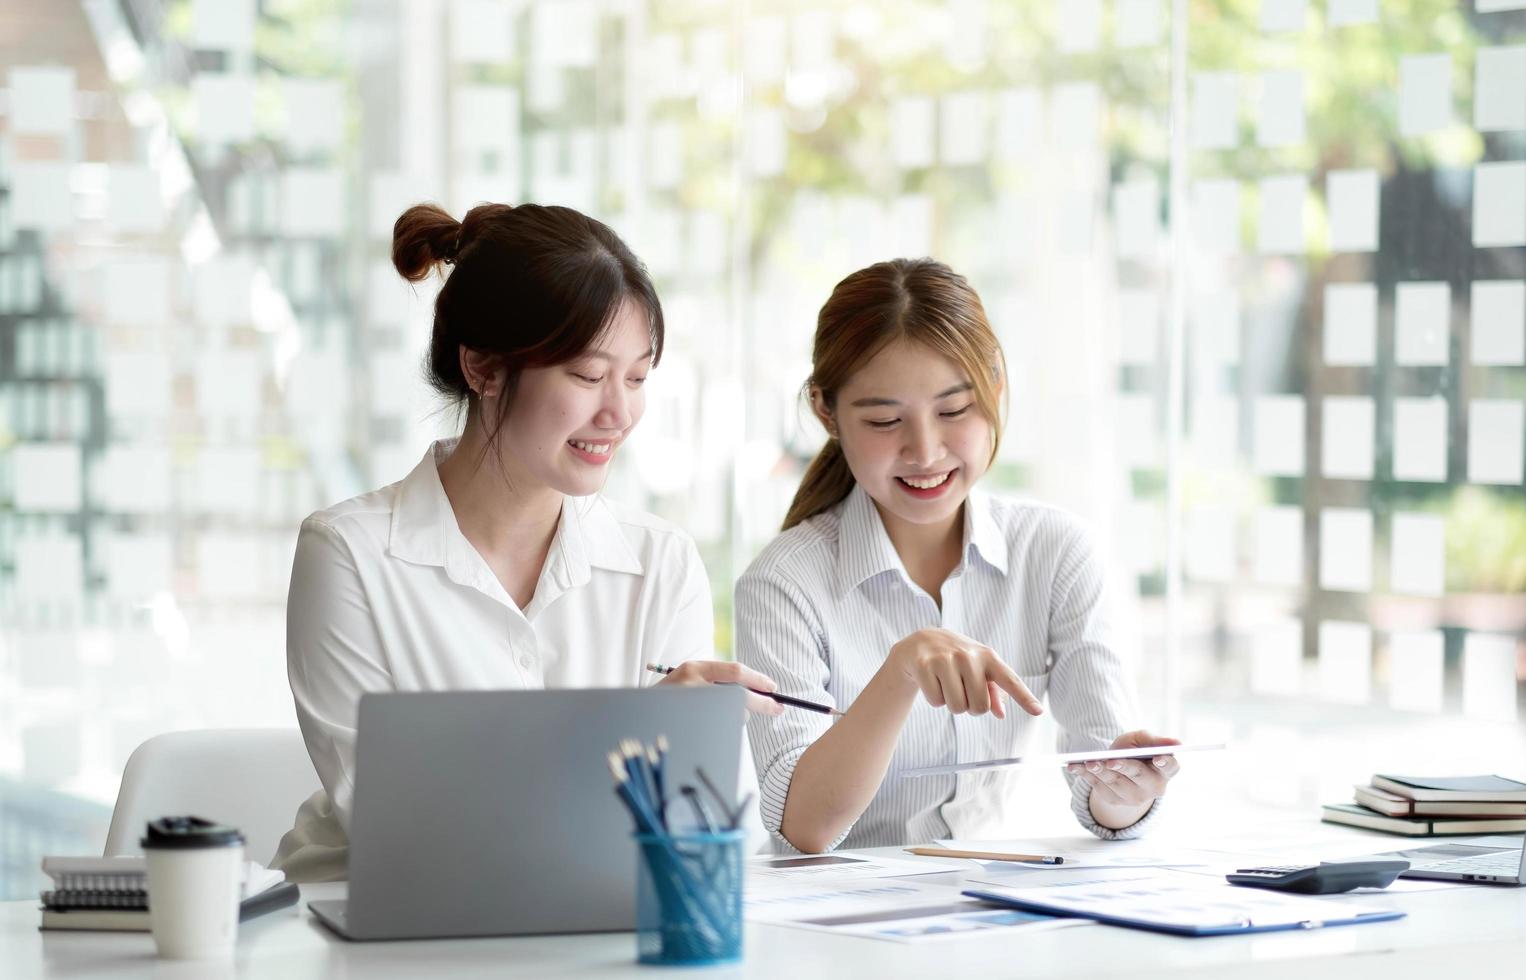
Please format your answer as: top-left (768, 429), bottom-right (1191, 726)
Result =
top-left (1, 0), bottom-right (1521, 898)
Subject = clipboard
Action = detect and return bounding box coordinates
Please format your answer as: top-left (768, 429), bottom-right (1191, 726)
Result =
top-left (962, 874), bottom-right (1405, 937)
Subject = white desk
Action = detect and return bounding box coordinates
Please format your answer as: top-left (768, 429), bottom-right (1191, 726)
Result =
top-left (5, 828), bottom-right (1524, 979)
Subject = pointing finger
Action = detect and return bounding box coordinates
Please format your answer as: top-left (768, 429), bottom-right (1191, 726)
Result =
top-left (990, 660), bottom-right (1043, 716)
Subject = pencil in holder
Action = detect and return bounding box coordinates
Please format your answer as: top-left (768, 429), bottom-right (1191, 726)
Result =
top-left (633, 829), bottom-right (744, 966)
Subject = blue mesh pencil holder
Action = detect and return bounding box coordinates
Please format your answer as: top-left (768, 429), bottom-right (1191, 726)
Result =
top-left (634, 830), bottom-right (744, 966)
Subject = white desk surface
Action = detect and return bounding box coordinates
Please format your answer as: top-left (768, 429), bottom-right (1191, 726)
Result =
top-left (5, 825), bottom-right (1524, 980)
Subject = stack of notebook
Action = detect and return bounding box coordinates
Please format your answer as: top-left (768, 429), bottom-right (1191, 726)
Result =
top-left (39, 856), bottom-right (298, 931)
top-left (1322, 774), bottom-right (1526, 836)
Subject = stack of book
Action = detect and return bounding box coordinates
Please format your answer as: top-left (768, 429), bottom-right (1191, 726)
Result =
top-left (39, 855), bottom-right (298, 931)
top-left (1322, 774), bottom-right (1526, 836)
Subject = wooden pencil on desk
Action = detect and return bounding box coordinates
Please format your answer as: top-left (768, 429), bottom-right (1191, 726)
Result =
top-left (905, 846), bottom-right (1064, 865)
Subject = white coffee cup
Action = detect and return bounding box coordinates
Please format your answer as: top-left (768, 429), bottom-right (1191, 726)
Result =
top-left (141, 817), bottom-right (246, 959)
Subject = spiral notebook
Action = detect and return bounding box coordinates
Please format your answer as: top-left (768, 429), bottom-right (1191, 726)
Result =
top-left (963, 872), bottom-right (1405, 937)
top-left (38, 855), bottom-right (296, 931)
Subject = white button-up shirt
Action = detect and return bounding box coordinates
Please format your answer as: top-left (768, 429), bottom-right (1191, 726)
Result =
top-left (736, 484), bottom-right (1158, 853)
top-left (276, 440), bottom-right (726, 876)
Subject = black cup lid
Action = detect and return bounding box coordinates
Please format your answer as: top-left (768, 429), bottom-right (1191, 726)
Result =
top-left (140, 816), bottom-right (245, 850)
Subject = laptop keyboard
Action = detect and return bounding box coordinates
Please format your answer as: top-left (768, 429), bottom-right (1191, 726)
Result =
top-left (1421, 854), bottom-right (1520, 875)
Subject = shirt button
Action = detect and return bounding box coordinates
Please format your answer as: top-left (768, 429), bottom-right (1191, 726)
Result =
top-left (519, 653), bottom-right (533, 668)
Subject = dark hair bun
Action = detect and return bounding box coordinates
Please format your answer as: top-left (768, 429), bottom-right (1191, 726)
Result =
top-left (391, 203), bottom-right (461, 282)
top-left (386, 201), bottom-right (666, 445)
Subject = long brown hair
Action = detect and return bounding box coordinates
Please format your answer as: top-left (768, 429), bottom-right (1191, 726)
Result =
top-left (391, 201), bottom-right (664, 447)
top-left (781, 258), bottom-right (1006, 531)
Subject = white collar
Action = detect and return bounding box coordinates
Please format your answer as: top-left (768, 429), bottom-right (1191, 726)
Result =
top-left (388, 440), bottom-right (642, 602)
top-left (833, 483), bottom-right (1009, 598)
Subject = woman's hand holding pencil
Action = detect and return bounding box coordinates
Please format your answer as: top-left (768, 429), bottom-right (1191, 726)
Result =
top-left (646, 661), bottom-right (844, 717)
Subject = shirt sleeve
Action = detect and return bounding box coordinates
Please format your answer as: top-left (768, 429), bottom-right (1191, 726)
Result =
top-left (285, 518), bottom-right (394, 834)
top-left (1044, 517), bottom-right (1162, 840)
top-left (734, 567), bottom-right (853, 853)
top-left (644, 534), bottom-right (769, 852)
top-left (649, 534), bottom-right (715, 666)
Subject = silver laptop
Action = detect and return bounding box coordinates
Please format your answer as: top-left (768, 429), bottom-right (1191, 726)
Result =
top-left (1384, 835), bottom-right (1526, 885)
top-left (309, 686), bottom-right (747, 940)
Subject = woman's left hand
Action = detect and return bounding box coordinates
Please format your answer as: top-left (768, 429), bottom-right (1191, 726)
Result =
top-left (1068, 730), bottom-right (1181, 816)
top-left (655, 659), bottom-right (786, 716)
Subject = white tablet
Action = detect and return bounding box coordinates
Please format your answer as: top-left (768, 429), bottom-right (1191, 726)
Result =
top-left (901, 742), bottom-right (1226, 778)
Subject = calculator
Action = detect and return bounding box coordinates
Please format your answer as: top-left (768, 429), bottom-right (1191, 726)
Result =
top-left (1225, 859), bottom-right (1410, 894)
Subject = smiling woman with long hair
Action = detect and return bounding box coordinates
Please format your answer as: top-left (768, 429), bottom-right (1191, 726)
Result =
top-left (737, 258), bottom-right (1181, 855)
top-left (274, 202), bottom-right (779, 880)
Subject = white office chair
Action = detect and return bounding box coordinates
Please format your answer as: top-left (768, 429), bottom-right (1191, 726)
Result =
top-left (104, 729), bottom-right (322, 866)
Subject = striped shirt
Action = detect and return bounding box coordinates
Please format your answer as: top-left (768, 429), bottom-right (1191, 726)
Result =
top-left (736, 483), bottom-right (1159, 852)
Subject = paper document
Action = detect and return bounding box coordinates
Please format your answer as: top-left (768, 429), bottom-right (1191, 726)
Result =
top-left (746, 873), bottom-right (1093, 943)
top-left (770, 899), bottom-right (1092, 943)
top-left (748, 851), bottom-right (964, 880)
top-left (902, 742), bottom-right (1225, 778)
top-left (970, 865), bottom-right (1190, 889)
top-left (953, 847), bottom-right (1219, 874)
top-left (745, 879), bottom-right (951, 923)
top-left (965, 871), bottom-right (1404, 935)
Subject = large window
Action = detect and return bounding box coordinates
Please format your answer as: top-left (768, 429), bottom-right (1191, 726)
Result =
top-left (1, 0), bottom-right (1521, 898)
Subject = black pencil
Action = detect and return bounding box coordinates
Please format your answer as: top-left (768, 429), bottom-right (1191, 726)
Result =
top-left (644, 663), bottom-right (846, 717)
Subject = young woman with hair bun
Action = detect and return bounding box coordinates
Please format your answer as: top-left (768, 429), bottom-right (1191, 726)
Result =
top-left (737, 258), bottom-right (1181, 855)
top-left (274, 202), bottom-right (778, 880)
